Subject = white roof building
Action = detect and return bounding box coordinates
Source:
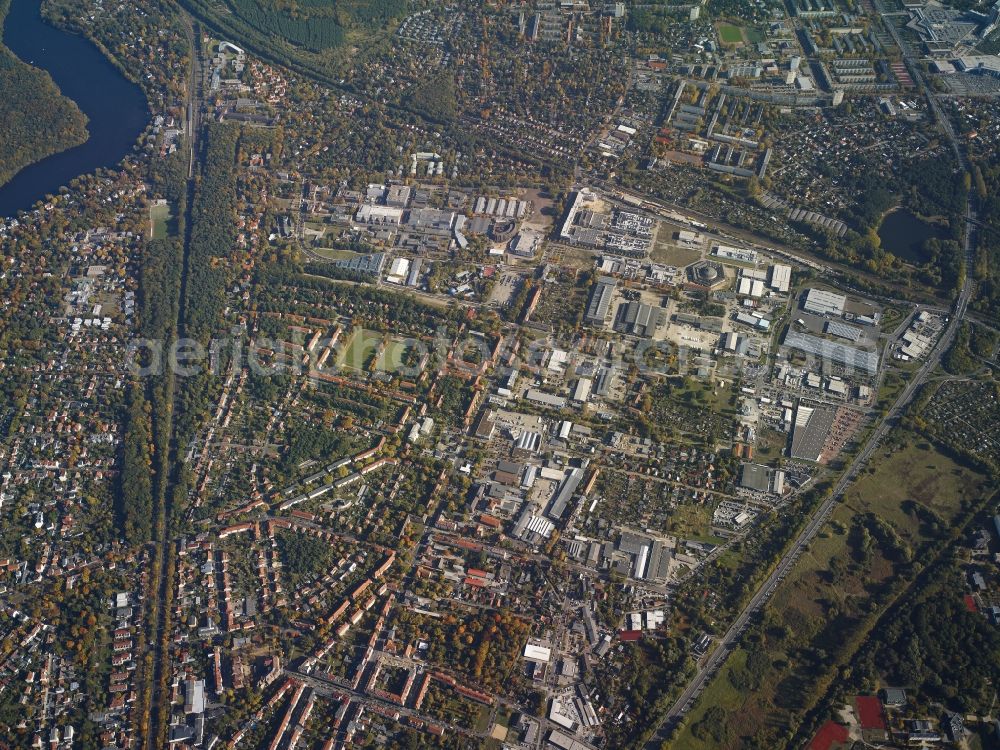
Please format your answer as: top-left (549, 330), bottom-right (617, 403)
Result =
top-left (523, 643), bottom-right (552, 663)
top-left (769, 264), bottom-right (791, 293)
top-left (802, 288), bottom-right (847, 316)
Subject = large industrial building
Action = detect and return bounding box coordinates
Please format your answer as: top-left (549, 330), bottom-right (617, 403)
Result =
top-left (783, 330), bottom-right (879, 375)
top-left (824, 319), bottom-right (864, 342)
top-left (739, 463), bottom-right (786, 494)
top-left (790, 403), bottom-right (838, 461)
top-left (584, 277), bottom-right (617, 325)
top-left (802, 288), bottom-right (847, 316)
top-left (614, 301), bottom-right (660, 337)
top-left (616, 530), bottom-right (672, 582)
top-left (769, 264), bottom-right (791, 293)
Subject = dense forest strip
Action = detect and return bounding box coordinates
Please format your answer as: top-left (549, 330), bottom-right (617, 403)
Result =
top-left (180, 0), bottom-right (404, 56)
top-left (138, 121), bottom-right (240, 750)
top-left (123, 145), bottom-right (187, 742)
top-left (0, 0), bottom-right (88, 188)
top-left (137, 23), bottom-right (208, 745)
top-left (174, 123), bottom-right (239, 446)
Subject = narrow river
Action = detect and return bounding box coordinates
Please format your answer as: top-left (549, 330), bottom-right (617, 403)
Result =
top-left (0, 0), bottom-right (148, 218)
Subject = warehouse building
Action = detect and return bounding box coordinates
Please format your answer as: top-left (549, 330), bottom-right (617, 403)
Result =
top-left (739, 463), bottom-right (771, 492)
top-left (824, 319), bottom-right (864, 342)
top-left (790, 404), bottom-right (837, 461)
top-left (614, 300), bottom-right (660, 337)
top-left (783, 330), bottom-right (879, 375)
top-left (584, 277), bottom-right (617, 325)
top-left (802, 288), bottom-right (847, 316)
top-left (769, 264), bottom-right (791, 293)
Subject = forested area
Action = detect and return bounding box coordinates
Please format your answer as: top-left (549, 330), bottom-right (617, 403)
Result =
top-left (179, 0), bottom-right (404, 70)
top-left (0, 0), bottom-right (88, 187)
top-left (185, 124), bottom-right (237, 342)
top-left (276, 531), bottom-right (332, 580)
top-left (800, 154), bottom-right (967, 293)
top-left (174, 124), bottom-right (238, 445)
top-left (118, 390), bottom-right (154, 543)
top-left (970, 152), bottom-right (1000, 319)
top-left (118, 150), bottom-right (186, 544)
top-left (280, 424), bottom-right (357, 473)
top-left (626, 6), bottom-right (678, 35)
top-left (226, 0), bottom-right (346, 51)
top-left (393, 609), bottom-right (531, 690)
top-left (849, 567), bottom-right (1000, 714)
top-left (118, 232), bottom-right (184, 544)
top-left (405, 72), bottom-right (457, 124)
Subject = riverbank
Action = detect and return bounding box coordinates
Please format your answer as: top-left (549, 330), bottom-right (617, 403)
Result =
top-left (0, 0), bottom-right (148, 217)
top-left (0, 0), bottom-right (88, 188)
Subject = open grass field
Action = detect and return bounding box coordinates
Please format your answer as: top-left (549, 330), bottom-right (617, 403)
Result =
top-left (308, 247), bottom-right (356, 261)
top-left (652, 225), bottom-right (702, 266)
top-left (716, 22), bottom-right (746, 45)
top-left (754, 427), bottom-right (790, 461)
top-left (335, 328), bottom-right (381, 371)
top-left (375, 337), bottom-right (412, 372)
top-left (671, 430), bottom-right (992, 750)
top-left (840, 437), bottom-right (988, 546)
top-left (669, 502), bottom-right (723, 542)
top-left (150, 201), bottom-right (173, 239)
top-left (335, 328), bottom-right (413, 373)
top-left (671, 648), bottom-right (750, 750)
top-left (652, 241), bottom-right (701, 268)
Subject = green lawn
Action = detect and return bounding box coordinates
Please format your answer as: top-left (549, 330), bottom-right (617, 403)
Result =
top-left (150, 201), bottom-right (173, 239)
top-left (336, 328), bottom-right (379, 371)
top-left (336, 329), bottom-right (413, 373)
top-left (375, 337), bottom-right (413, 373)
top-left (717, 22), bottom-right (745, 44)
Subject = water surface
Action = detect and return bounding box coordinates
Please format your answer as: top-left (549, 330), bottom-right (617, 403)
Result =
top-left (877, 209), bottom-right (950, 264)
top-left (0, 0), bottom-right (148, 218)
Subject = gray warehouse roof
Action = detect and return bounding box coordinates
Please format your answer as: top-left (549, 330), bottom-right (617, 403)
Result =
top-left (783, 330), bottom-right (879, 375)
top-left (802, 288), bottom-right (847, 316)
top-left (614, 300), bottom-right (659, 337)
top-left (585, 277), bottom-right (617, 324)
top-left (824, 319), bottom-right (863, 342)
top-left (548, 467), bottom-right (585, 519)
top-left (739, 463), bottom-right (771, 492)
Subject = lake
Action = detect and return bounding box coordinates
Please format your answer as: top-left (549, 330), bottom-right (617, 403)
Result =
top-left (877, 209), bottom-right (950, 265)
top-left (0, 0), bottom-right (149, 218)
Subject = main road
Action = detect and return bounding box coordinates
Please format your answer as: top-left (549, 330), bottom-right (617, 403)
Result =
top-left (645, 172), bottom-right (977, 750)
